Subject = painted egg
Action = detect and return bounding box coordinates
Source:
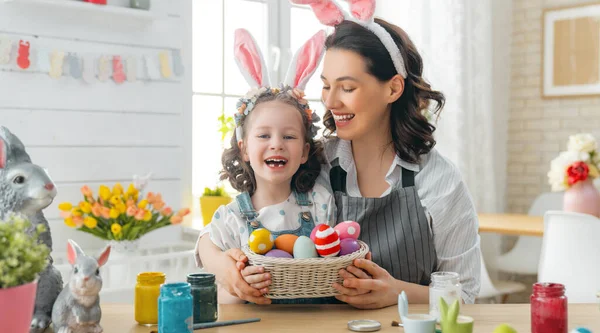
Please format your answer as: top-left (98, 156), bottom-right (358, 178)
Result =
top-left (339, 238), bottom-right (360, 256)
top-left (248, 228), bottom-right (274, 254)
top-left (265, 249), bottom-right (293, 258)
top-left (334, 220), bottom-right (361, 240)
top-left (314, 224), bottom-right (340, 257)
top-left (274, 234), bottom-right (298, 255)
top-left (293, 235), bottom-right (318, 259)
top-left (310, 223), bottom-right (326, 242)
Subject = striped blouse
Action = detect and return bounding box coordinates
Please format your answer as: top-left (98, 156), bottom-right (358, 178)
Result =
top-left (320, 138), bottom-right (481, 304)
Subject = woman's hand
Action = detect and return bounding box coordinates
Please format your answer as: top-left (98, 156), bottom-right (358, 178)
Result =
top-left (333, 256), bottom-right (401, 309)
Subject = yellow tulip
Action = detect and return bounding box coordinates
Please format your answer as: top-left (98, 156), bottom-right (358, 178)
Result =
top-left (143, 210), bottom-right (152, 222)
top-left (111, 223), bottom-right (122, 235)
top-left (116, 202), bottom-right (127, 214)
top-left (99, 185), bottom-right (112, 201)
top-left (58, 202), bottom-right (73, 211)
top-left (126, 183), bottom-right (138, 196)
top-left (79, 201), bottom-right (92, 214)
top-left (71, 208), bottom-right (83, 217)
top-left (84, 216), bottom-right (98, 229)
top-left (113, 183), bottom-right (124, 196)
top-left (64, 217), bottom-right (76, 228)
top-left (109, 195), bottom-right (121, 206)
top-left (109, 208), bottom-right (120, 219)
top-left (138, 199), bottom-right (148, 209)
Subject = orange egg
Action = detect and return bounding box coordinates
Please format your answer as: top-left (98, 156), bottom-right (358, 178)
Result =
top-left (274, 234), bottom-right (299, 255)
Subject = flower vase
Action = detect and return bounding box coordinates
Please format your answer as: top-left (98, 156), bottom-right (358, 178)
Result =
top-left (106, 239), bottom-right (142, 288)
top-left (563, 178), bottom-right (600, 218)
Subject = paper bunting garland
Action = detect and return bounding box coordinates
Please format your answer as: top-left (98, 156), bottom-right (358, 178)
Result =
top-left (0, 36), bottom-right (184, 84)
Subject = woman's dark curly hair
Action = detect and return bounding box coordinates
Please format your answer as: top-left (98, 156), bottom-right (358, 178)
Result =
top-left (322, 18), bottom-right (445, 164)
top-left (220, 89), bottom-right (325, 196)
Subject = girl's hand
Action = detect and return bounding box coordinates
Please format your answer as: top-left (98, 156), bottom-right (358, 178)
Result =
top-left (240, 266), bottom-right (272, 295)
top-left (221, 249), bottom-right (271, 304)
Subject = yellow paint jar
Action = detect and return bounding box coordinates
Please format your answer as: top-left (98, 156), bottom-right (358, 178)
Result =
top-left (135, 272), bottom-right (166, 326)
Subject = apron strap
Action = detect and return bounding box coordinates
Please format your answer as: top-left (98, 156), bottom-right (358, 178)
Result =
top-left (401, 168), bottom-right (415, 188)
top-left (329, 158), bottom-right (416, 192)
top-left (329, 158), bottom-right (347, 193)
top-left (235, 192), bottom-right (258, 221)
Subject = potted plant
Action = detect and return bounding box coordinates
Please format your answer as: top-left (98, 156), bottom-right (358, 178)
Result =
top-left (200, 185), bottom-right (232, 227)
top-left (0, 215), bottom-right (51, 333)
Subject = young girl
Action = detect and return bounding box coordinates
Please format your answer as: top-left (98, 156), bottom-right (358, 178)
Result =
top-left (195, 29), bottom-right (336, 304)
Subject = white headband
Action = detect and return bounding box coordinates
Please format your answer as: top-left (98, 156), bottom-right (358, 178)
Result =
top-left (290, 0), bottom-right (407, 79)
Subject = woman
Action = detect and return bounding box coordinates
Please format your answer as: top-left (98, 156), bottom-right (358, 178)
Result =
top-left (218, 0), bottom-right (481, 309)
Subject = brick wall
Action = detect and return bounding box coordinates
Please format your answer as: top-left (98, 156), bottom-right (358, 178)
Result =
top-left (508, 0), bottom-right (600, 213)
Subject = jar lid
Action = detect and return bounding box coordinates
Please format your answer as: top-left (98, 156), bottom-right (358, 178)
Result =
top-left (137, 272), bottom-right (166, 283)
top-left (187, 273), bottom-right (216, 285)
top-left (347, 320), bottom-right (381, 332)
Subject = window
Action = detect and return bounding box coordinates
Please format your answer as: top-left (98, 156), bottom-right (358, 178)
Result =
top-left (191, 0), bottom-right (327, 225)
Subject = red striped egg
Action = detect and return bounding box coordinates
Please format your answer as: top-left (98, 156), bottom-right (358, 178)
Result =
top-left (313, 224), bottom-right (341, 257)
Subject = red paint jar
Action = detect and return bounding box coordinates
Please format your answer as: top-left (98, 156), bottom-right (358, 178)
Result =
top-left (531, 282), bottom-right (568, 333)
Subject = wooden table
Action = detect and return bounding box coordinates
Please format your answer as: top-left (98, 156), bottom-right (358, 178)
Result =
top-left (478, 213), bottom-right (544, 237)
top-left (47, 303), bottom-right (600, 332)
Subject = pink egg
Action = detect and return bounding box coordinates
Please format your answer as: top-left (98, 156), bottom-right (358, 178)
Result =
top-left (310, 223), bottom-right (326, 242)
top-left (334, 221), bottom-right (361, 240)
top-left (265, 249), bottom-right (293, 258)
top-left (339, 238), bottom-right (360, 256)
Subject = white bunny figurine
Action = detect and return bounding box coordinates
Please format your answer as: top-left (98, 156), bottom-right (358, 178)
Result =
top-left (51, 240), bottom-right (111, 333)
top-left (0, 125), bottom-right (64, 333)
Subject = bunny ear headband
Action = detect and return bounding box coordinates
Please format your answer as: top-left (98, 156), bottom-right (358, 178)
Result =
top-left (291, 0), bottom-right (407, 79)
top-left (233, 28), bottom-right (327, 141)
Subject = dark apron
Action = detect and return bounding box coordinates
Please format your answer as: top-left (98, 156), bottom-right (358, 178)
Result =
top-left (236, 191), bottom-right (342, 304)
top-left (330, 158), bottom-right (437, 286)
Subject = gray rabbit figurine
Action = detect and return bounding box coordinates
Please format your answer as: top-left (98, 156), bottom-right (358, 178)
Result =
top-left (52, 239), bottom-right (111, 333)
top-left (0, 125), bottom-right (64, 333)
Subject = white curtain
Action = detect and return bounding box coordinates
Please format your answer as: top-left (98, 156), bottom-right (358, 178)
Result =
top-left (375, 0), bottom-right (510, 214)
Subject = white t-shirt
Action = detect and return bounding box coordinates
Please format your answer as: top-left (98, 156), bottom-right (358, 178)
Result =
top-left (195, 183), bottom-right (336, 268)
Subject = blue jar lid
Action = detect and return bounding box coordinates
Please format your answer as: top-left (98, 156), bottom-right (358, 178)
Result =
top-left (160, 282), bottom-right (191, 296)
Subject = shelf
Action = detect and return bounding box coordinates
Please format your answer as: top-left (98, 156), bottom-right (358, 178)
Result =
top-left (3, 0), bottom-right (158, 21)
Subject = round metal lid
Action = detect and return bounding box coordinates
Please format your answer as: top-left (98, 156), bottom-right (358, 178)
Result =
top-left (347, 319), bottom-right (382, 332)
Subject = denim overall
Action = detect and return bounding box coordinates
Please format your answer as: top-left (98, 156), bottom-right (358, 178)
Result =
top-left (236, 191), bottom-right (342, 304)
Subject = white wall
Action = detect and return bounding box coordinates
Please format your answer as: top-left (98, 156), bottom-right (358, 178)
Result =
top-left (0, 0), bottom-right (193, 251)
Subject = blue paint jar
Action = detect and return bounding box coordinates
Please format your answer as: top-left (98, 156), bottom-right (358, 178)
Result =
top-left (158, 282), bottom-right (193, 333)
top-left (187, 273), bottom-right (218, 324)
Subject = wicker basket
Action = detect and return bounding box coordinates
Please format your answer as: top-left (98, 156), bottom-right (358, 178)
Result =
top-left (242, 240), bottom-right (369, 299)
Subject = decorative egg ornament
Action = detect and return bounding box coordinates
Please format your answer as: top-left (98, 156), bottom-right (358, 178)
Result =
top-left (313, 224), bottom-right (341, 257)
top-left (248, 228), bottom-right (274, 254)
top-left (334, 220), bottom-right (361, 240)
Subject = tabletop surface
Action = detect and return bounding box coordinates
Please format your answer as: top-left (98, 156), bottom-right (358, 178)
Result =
top-left (46, 303), bottom-right (600, 333)
top-left (478, 213), bottom-right (544, 237)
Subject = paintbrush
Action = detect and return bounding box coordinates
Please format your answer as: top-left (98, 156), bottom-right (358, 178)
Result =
top-left (193, 317), bottom-right (261, 330)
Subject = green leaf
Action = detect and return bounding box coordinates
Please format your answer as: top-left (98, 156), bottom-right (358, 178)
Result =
top-left (0, 216), bottom-right (51, 288)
